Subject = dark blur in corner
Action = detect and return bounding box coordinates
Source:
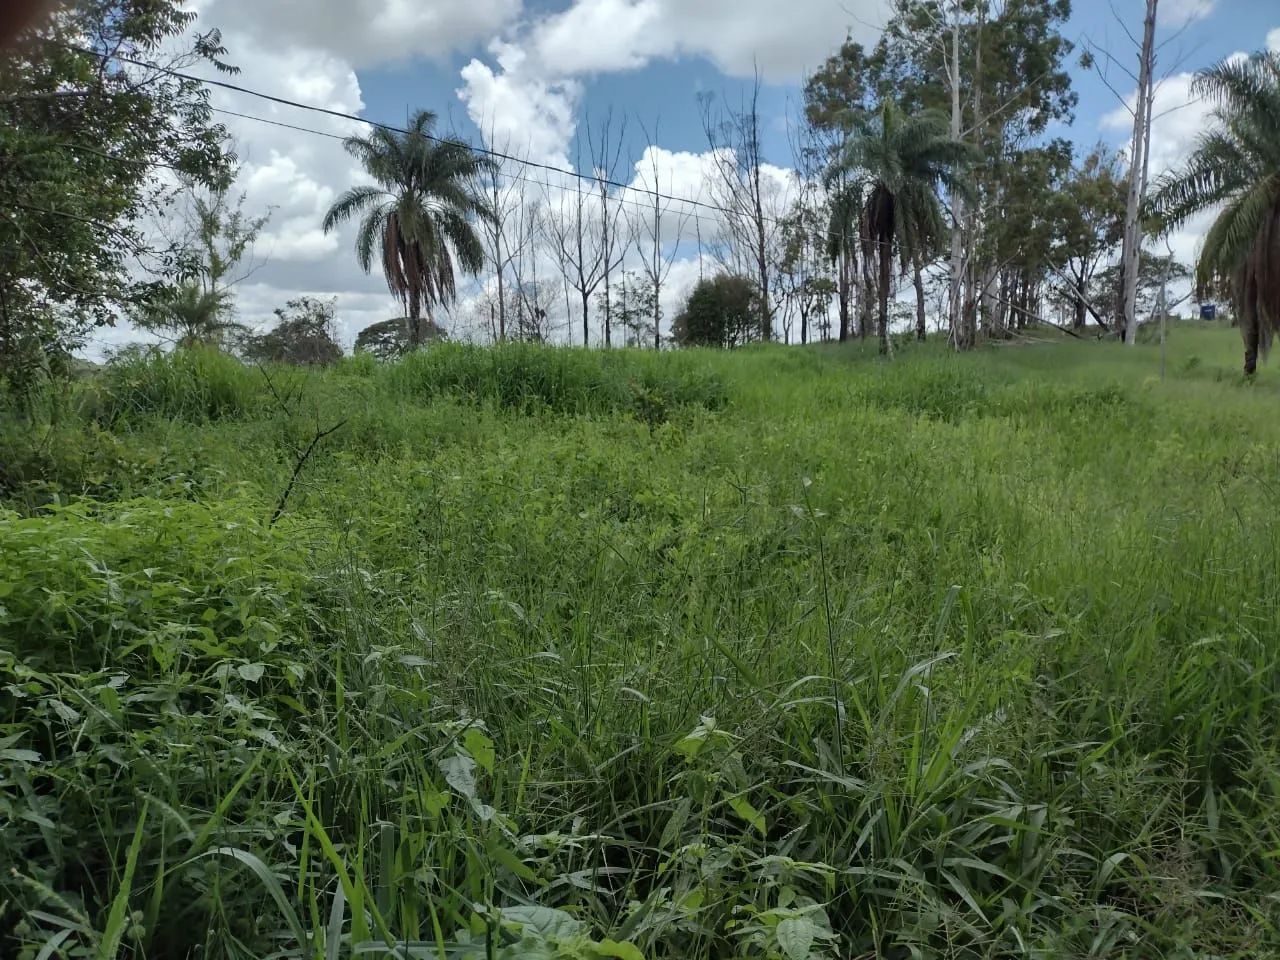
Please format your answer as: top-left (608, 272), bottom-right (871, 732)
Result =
top-left (0, 0), bottom-right (52, 47)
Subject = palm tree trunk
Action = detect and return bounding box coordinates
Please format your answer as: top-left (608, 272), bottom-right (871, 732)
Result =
top-left (837, 248), bottom-right (851, 342)
top-left (860, 256), bottom-right (873, 340)
top-left (878, 243), bottom-right (891, 356)
top-left (408, 287), bottom-right (423, 348)
top-left (913, 253), bottom-right (926, 341)
top-left (1244, 314), bottom-right (1261, 376)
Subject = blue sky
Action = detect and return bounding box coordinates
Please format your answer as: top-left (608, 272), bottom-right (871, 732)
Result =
top-left (91, 0), bottom-right (1280, 353)
top-left (353, 0), bottom-right (1278, 176)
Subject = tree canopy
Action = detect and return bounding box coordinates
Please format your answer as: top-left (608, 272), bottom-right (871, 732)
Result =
top-left (322, 110), bottom-right (494, 349)
top-left (1148, 50), bottom-right (1280, 374)
top-left (0, 0), bottom-right (234, 396)
top-left (673, 274), bottom-right (762, 349)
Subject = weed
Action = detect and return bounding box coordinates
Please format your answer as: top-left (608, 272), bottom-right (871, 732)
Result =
top-left (2, 329), bottom-right (1279, 957)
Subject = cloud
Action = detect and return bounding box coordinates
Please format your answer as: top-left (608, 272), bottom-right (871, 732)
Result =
top-left (196, 0), bottom-right (521, 67)
top-left (458, 42), bottom-right (582, 166)
top-left (1269, 28), bottom-right (1280, 52)
top-left (1161, 0), bottom-right (1216, 28)
top-left (201, 35), bottom-right (380, 278)
top-left (528, 0), bottom-right (888, 82)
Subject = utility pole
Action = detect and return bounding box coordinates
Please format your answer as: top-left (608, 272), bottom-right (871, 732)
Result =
top-left (1121, 0), bottom-right (1158, 346)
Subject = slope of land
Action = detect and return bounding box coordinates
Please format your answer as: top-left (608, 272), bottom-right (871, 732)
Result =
top-left (3, 325), bottom-right (1279, 958)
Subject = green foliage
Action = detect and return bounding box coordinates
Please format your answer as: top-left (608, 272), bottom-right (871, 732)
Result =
top-left (322, 110), bottom-right (495, 348)
top-left (833, 99), bottom-right (972, 354)
top-left (1053, 145), bottom-right (1127, 328)
top-left (597, 272), bottom-right (660, 348)
top-left (243, 297), bottom-right (345, 366)
top-left (0, 0), bottom-right (233, 397)
top-left (1147, 49), bottom-right (1280, 374)
top-left (354, 317), bottom-right (444, 360)
top-left (96, 347), bottom-right (261, 424)
top-left (3, 328), bottom-right (1280, 958)
top-left (673, 274), bottom-right (763, 349)
top-left (131, 281), bottom-right (243, 349)
top-left (382, 341), bottom-right (727, 416)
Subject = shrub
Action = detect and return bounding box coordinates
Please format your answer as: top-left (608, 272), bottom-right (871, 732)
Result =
top-left (95, 347), bottom-right (260, 424)
top-left (382, 341), bottom-right (728, 417)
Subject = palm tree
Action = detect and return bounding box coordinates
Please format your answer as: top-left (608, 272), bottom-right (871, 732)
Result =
top-left (323, 111), bottom-right (494, 348)
top-left (136, 282), bottom-right (244, 349)
top-left (1147, 51), bottom-right (1280, 376)
top-left (835, 100), bottom-right (970, 355)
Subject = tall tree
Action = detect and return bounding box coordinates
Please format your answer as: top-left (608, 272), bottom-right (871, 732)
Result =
top-left (0, 0), bottom-right (233, 397)
top-left (544, 139), bottom-right (607, 347)
top-left (777, 199), bottom-right (835, 346)
top-left (977, 141), bottom-right (1071, 337)
top-left (474, 128), bottom-right (530, 343)
top-left (322, 111), bottom-right (493, 349)
top-left (869, 0), bottom-right (1076, 345)
top-left (1147, 50), bottom-right (1280, 375)
top-left (1119, 0), bottom-right (1160, 345)
top-left (631, 123), bottom-right (692, 350)
top-left (1053, 146), bottom-right (1126, 330)
top-left (826, 184), bottom-right (862, 342)
top-left (836, 100), bottom-right (970, 355)
top-left (701, 74), bottom-right (785, 342)
top-left (587, 110), bottom-right (630, 348)
top-left (672, 274), bottom-right (761, 348)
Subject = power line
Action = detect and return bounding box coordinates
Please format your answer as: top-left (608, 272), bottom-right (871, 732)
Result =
top-left (43, 38), bottom-right (1079, 260)
top-left (53, 39), bottom-right (769, 227)
top-left (48, 39), bottom-right (924, 253)
top-left (210, 103), bottom-right (745, 237)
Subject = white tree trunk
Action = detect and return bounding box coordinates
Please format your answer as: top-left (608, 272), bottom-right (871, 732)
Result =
top-left (948, 0), bottom-right (965, 349)
top-left (1121, 0), bottom-right (1158, 346)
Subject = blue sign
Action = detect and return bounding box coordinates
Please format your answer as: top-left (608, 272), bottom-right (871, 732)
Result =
top-left (1200, 303), bottom-right (1217, 320)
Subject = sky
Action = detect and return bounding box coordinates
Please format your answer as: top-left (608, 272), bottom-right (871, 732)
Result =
top-left (90, 0), bottom-right (1280, 354)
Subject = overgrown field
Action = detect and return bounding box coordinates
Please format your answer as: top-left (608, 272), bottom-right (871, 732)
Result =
top-left (4, 327), bottom-right (1280, 959)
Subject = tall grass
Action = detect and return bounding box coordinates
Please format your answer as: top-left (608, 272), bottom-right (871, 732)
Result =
top-left (2, 327), bottom-right (1279, 958)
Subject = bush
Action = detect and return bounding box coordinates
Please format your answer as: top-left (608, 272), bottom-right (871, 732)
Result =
top-left (382, 341), bottom-right (728, 417)
top-left (95, 347), bottom-right (261, 424)
top-left (241, 296), bottom-right (344, 366)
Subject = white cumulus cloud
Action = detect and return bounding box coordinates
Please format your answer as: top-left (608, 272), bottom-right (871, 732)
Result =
top-left (528, 0), bottom-right (888, 82)
top-left (195, 0), bottom-right (521, 67)
top-left (1161, 0), bottom-right (1216, 28)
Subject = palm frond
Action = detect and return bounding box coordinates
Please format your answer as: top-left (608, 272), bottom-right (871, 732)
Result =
top-left (325, 109), bottom-right (493, 318)
top-left (322, 186), bottom-right (387, 233)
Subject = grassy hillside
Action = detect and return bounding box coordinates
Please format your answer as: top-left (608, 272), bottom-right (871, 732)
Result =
top-left (3, 325), bottom-right (1279, 959)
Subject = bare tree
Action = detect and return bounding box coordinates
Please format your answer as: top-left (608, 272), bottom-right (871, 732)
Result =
top-left (1084, 0), bottom-right (1203, 342)
top-left (508, 199), bottom-right (561, 343)
top-left (945, 0), bottom-right (969, 348)
top-left (475, 122), bottom-right (532, 342)
top-left (587, 110), bottom-right (630, 348)
top-left (1119, 0), bottom-right (1159, 345)
top-left (700, 70), bottom-right (785, 342)
top-left (631, 120), bottom-right (694, 349)
top-left (543, 139), bottom-right (608, 346)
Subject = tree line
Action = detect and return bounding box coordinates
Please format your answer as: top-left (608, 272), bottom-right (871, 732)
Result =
top-left (2, 0), bottom-right (1278, 393)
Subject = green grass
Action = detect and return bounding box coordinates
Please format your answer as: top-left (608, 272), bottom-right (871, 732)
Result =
top-left (3, 324), bottom-right (1280, 959)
